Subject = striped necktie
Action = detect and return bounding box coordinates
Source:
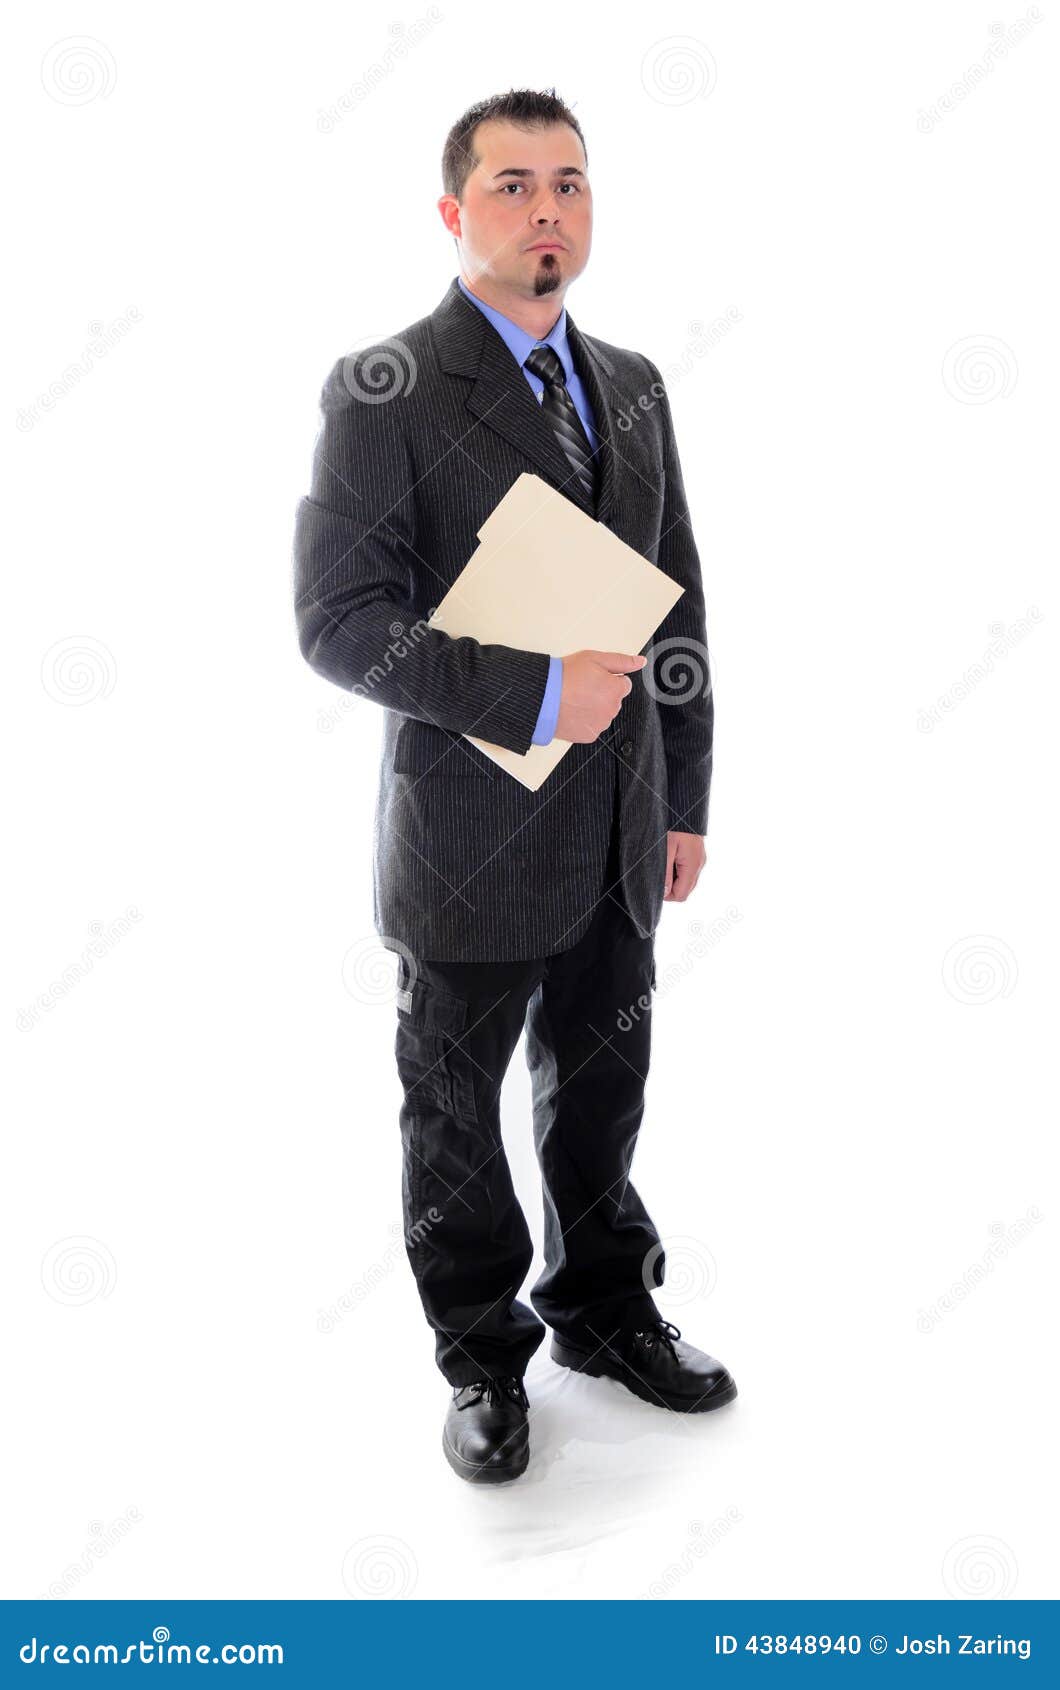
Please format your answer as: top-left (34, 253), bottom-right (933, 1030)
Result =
top-left (524, 343), bottom-right (598, 510)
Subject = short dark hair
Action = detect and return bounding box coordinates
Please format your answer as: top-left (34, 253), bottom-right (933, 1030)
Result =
top-left (442, 88), bottom-right (587, 203)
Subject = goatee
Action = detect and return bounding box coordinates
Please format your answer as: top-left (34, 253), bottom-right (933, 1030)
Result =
top-left (532, 255), bottom-right (562, 296)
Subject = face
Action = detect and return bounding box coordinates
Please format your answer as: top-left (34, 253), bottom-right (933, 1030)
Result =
top-left (438, 118), bottom-right (592, 299)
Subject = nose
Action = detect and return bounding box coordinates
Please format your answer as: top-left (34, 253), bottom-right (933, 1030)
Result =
top-left (530, 187), bottom-right (565, 224)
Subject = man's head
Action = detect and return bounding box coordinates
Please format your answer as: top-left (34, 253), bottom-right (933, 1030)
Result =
top-left (438, 89), bottom-right (591, 305)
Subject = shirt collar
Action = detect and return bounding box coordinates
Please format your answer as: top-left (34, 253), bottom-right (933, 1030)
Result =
top-left (456, 273), bottom-right (573, 382)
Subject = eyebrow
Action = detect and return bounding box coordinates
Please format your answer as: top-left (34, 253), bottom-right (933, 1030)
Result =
top-left (491, 166), bottom-right (585, 180)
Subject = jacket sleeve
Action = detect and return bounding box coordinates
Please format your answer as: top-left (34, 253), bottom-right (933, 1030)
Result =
top-left (643, 356), bottom-right (714, 836)
top-left (292, 354), bottom-right (551, 755)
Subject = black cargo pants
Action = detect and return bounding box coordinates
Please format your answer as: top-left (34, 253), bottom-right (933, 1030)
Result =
top-left (393, 795), bottom-right (666, 1384)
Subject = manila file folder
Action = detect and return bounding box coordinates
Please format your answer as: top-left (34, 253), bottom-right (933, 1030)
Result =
top-left (427, 473), bottom-right (684, 792)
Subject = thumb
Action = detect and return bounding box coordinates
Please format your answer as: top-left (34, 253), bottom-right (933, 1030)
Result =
top-left (592, 651), bottom-right (648, 674)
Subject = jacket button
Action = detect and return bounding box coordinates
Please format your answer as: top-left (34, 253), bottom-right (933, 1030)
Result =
top-left (620, 737), bottom-right (634, 757)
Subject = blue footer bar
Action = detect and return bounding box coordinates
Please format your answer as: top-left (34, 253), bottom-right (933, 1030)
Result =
top-left (2, 1601), bottom-right (1057, 1684)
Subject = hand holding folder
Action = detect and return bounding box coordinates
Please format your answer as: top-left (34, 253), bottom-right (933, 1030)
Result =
top-left (427, 473), bottom-right (684, 791)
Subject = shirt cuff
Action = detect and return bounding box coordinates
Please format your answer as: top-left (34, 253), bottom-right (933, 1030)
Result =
top-left (529, 655), bottom-right (563, 745)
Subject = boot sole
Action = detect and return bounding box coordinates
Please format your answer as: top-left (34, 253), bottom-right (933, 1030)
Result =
top-left (441, 1426), bottom-right (529, 1484)
top-left (550, 1334), bottom-right (738, 1413)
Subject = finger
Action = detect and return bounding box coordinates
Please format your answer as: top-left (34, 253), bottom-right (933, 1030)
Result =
top-left (662, 833), bottom-right (679, 899)
top-left (668, 850), bottom-right (702, 901)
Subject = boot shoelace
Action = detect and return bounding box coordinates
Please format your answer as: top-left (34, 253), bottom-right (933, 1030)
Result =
top-left (633, 1318), bottom-right (681, 1358)
top-left (458, 1376), bottom-right (529, 1412)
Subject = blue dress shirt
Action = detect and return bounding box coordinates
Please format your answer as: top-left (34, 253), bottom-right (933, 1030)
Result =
top-left (456, 274), bottom-right (601, 746)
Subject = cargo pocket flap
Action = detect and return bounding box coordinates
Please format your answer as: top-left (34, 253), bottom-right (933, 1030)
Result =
top-left (398, 978), bottom-right (468, 1038)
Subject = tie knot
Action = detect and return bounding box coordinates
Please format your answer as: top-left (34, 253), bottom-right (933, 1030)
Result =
top-left (524, 344), bottom-right (566, 388)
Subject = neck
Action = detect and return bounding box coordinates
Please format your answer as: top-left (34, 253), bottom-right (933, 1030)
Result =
top-left (459, 270), bottom-right (565, 341)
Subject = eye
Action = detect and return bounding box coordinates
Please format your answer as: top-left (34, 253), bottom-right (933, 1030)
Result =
top-left (498, 182), bottom-right (583, 195)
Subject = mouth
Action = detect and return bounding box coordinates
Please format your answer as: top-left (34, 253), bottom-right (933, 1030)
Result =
top-left (527, 243), bottom-right (566, 253)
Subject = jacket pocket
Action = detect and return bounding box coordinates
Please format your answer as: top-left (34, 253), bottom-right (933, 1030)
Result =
top-left (393, 718), bottom-right (496, 777)
top-left (394, 975), bottom-right (479, 1124)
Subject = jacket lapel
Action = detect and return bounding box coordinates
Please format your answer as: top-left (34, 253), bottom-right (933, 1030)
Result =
top-left (430, 276), bottom-right (618, 525)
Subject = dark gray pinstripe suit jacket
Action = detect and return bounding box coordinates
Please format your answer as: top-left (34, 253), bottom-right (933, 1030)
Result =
top-left (292, 275), bottom-right (713, 963)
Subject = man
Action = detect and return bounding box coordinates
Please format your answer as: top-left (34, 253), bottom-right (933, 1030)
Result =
top-left (293, 89), bottom-right (736, 1484)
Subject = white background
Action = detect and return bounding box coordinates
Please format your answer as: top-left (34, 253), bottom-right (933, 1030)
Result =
top-left (6, 1), bottom-right (1057, 1601)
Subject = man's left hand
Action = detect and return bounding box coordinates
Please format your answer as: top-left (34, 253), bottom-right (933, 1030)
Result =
top-left (663, 830), bottom-right (706, 902)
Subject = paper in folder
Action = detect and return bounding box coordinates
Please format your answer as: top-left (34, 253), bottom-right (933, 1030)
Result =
top-left (427, 473), bottom-right (684, 791)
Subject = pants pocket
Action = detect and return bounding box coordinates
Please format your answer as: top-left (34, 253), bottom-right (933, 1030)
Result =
top-left (395, 975), bottom-right (479, 1125)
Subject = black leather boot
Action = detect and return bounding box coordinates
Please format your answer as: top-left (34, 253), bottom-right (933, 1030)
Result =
top-left (551, 1319), bottom-right (737, 1412)
top-left (442, 1376), bottom-right (530, 1483)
